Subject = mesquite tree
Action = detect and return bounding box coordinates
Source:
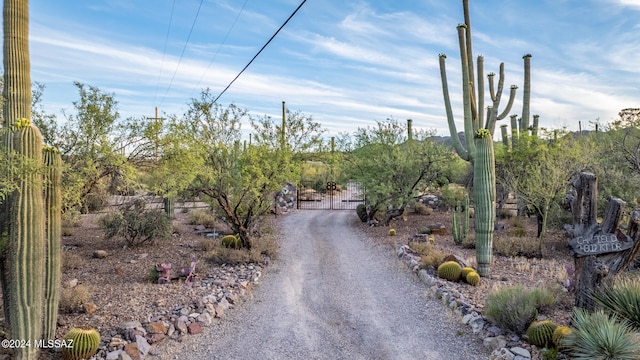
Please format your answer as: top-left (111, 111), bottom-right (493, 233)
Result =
top-left (439, 0), bottom-right (523, 276)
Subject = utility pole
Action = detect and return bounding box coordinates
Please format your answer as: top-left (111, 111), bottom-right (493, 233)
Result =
top-left (146, 107), bottom-right (166, 162)
top-left (281, 101), bottom-right (286, 150)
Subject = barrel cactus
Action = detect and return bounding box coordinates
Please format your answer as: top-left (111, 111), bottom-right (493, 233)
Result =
top-left (437, 261), bottom-right (463, 282)
top-left (461, 267), bottom-right (475, 279)
top-left (552, 325), bottom-right (572, 349)
top-left (221, 234), bottom-right (241, 249)
top-left (388, 228), bottom-right (396, 236)
top-left (62, 327), bottom-right (101, 360)
top-left (466, 271), bottom-right (481, 286)
top-left (526, 320), bottom-right (557, 348)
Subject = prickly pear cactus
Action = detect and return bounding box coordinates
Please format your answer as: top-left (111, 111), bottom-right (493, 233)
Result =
top-left (62, 327), bottom-right (101, 360)
top-left (437, 261), bottom-right (462, 282)
top-left (526, 320), bottom-right (557, 348)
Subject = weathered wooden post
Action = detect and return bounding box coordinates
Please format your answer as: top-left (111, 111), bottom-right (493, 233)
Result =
top-left (566, 172), bottom-right (640, 309)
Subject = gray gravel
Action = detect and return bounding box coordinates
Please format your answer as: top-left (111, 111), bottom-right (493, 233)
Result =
top-left (157, 211), bottom-right (491, 360)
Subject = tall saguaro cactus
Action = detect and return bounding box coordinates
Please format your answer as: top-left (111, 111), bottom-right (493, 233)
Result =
top-left (2, 120), bottom-right (46, 360)
top-left (43, 147), bottom-right (62, 340)
top-left (3, 0), bottom-right (31, 127)
top-left (439, 0), bottom-right (521, 275)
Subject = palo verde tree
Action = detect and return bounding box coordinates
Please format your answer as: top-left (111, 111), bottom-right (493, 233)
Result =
top-left (341, 118), bottom-right (454, 226)
top-left (439, 0), bottom-right (529, 276)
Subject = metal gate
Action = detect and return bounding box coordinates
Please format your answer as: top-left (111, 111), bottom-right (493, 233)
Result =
top-left (297, 181), bottom-right (365, 210)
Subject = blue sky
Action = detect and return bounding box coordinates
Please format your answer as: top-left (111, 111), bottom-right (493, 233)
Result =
top-left (24, 0), bottom-right (640, 139)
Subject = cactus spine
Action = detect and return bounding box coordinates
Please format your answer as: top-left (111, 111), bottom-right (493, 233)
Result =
top-left (439, 0), bottom-right (523, 275)
top-left (452, 193), bottom-right (470, 245)
top-left (43, 147), bottom-right (62, 340)
top-left (2, 121), bottom-right (45, 360)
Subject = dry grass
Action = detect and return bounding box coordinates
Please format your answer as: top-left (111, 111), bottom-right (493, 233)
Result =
top-left (62, 251), bottom-right (85, 271)
top-left (207, 224), bottom-right (279, 265)
top-left (409, 241), bottom-right (447, 270)
top-left (59, 284), bottom-right (92, 313)
top-left (187, 209), bottom-right (217, 228)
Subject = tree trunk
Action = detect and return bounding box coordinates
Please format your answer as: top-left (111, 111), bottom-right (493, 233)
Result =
top-left (568, 176), bottom-right (640, 309)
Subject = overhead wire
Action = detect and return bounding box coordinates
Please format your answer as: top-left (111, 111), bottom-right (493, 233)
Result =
top-left (191, 0), bottom-right (250, 98)
top-left (152, 0), bottom-right (176, 105)
top-left (212, 0), bottom-right (308, 103)
top-left (158, 0), bottom-right (205, 107)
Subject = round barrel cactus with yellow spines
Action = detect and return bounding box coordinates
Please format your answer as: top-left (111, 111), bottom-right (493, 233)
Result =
top-left (461, 267), bottom-right (475, 280)
top-left (62, 327), bottom-right (100, 360)
top-left (437, 261), bottom-right (462, 282)
top-left (466, 271), bottom-right (481, 286)
top-left (526, 320), bottom-right (557, 348)
top-left (552, 325), bottom-right (572, 349)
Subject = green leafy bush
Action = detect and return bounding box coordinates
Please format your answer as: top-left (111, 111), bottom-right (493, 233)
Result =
top-left (484, 285), bottom-right (555, 334)
top-left (592, 277), bottom-right (640, 330)
top-left (100, 199), bottom-right (172, 246)
top-left (562, 308), bottom-right (640, 360)
top-left (440, 183), bottom-right (468, 208)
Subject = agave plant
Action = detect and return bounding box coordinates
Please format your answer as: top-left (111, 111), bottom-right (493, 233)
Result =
top-left (592, 277), bottom-right (640, 330)
top-left (562, 308), bottom-right (640, 360)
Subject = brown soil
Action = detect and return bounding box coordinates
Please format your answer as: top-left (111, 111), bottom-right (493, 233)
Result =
top-left (0, 207), bottom-right (576, 359)
top-left (360, 210), bottom-right (576, 328)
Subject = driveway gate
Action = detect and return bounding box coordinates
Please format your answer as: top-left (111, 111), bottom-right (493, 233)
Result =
top-left (297, 181), bottom-right (365, 210)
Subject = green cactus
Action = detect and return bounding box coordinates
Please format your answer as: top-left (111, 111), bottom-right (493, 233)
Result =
top-left (452, 194), bottom-right (470, 245)
top-left (388, 228), bottom-right (396, 236)
top-left (552, 325), bottom-right (572, 349)
top-left (221, 234), bottom-right (241, 249)
top-left (473, 131), bottom-right (496, 276)
top-left (437, 261), bottom-right (463, 282)
top-left (439, 0), bottom-right (522, 276)
top-left (42, 147), bottom-right (62, 340)
top-left (526, 320), bottom-right (557, 348)
top-left (62, 327), bottom-right (101, 360)
top-left (163, 196), bottom-right (175, 220)
top-left (466, 271), bottom-right (481, 286)
top-left (1, 121), bottom-right (46, 360)
top-left (461, 267), bottom-right (475, 279)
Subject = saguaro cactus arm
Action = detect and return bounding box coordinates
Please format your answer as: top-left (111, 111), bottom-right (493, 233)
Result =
top-left (439, 54), bottom-right (470, 162)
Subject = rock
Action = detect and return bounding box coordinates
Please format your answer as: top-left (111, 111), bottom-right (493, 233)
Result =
top-left (118, 352), bottom-right (133, 360)
top-left (118, 321), bottom-right (142, 331)
top-left (147, 333), bottom-right (165, 344)
top-left (66, 278), bottom-right (78, 288)
top-left (83, 302), bottom-right (98, 314)
top-left (225, 292), bottom-right (239, 304)
top-left (57, 317), bottom-right (67, 327)
top-left (188, 322), bottom-right (203, 334)
top-left (125, 328), bottom-right (145, 342)
top-left (490, 348), bottom-right (515, 360)
top-left (154, 299), bottom-right (166, 307)
top-left (135, 335), bottom-right (151, 356)
top-left (418, 269), bottom-right (437, 287)
top-left (217, 297), bottom-right (231, 310)
top-left (484, 336), bottom-right (507, 352)
top-left (495, 223), bottom-right (506, 231)
top-left (175, 318), bottom-right (188, 334)
top-left (509, 347), bottom-right (531, 359)
top-left (427, 224), bottom-right (447, 235)
top-left (145, 321), bottom-right (168, 335)
top-left (106, 350), bottom-right (128, 360)
top-left (93, 250), bottom-right (108, 259)
top-left (123, 343), bottom-right (141, 360)
top-left (197, 312), bottom-right (212, 326)
top-left (109, 337), bottom-right (127, 348)
top-left (213, 304), bottom-right (225, 318)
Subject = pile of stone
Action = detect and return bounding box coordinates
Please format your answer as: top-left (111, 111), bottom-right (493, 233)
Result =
top-left (396, 244), bottom-right (535, 360)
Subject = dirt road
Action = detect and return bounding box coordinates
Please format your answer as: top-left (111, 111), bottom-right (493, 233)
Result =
top-left (159, 211), bottom-right (491, 359)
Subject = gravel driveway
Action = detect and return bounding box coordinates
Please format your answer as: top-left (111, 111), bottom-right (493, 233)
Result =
top-left (159, 211), bottom-right (491, 360)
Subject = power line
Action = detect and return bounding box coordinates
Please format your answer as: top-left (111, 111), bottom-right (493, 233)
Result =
top-left (153, 0), bottom-right (176, 105)
top-left (191, 0), bottom-right (250, 97)
top-left (159, 0), bottom-right (205, 106)
top-left (212, 0), bottom-right (308, 103)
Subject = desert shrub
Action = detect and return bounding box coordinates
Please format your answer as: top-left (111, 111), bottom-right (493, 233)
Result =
top-left (187, 209), bottom-right (217, 228)
top-left (84, 190), bottom-right (109, 213)
top-left (592, 277), bottom-right (640, 330)
top-left (420, 227), bottom-right (431, 234)
top-left (485, 285), bottom-right (555, 334)
top-left (562, 308), bottom-right (640, 360)
top-left (62, 210), bottom-right (82, 228)
top-left (414, 202), bottom-right (433, 216)
top-left (199, 238), bottom-right (217, 252)
top-left (100, 199), bottom-right (172, 246)
top-left (409, 242), bottom-right (446, 269)
top-left (494, 237), bottom-right (539, 257)
top-left (148, 267), bottom-right (159, 283)
top-left (59, 284), bottom-right (91, 313)
top-left (461, 233), bottom-right (475, 249)
top-left (62, 251), bottom-right (85, 271)
top-left (440, 183), bottom-right (468, 208)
